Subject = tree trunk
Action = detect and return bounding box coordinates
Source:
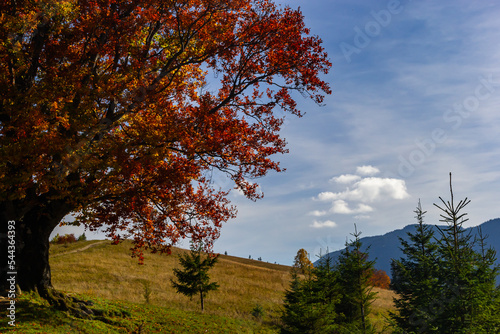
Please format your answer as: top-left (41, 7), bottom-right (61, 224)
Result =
top-left (16, 211), bottom-right (60, 293)
top-left (2, 198), bottom-right (105, 318)
top-left (1, 198), bottom-right (73, 295)
top-left (200, 290), bottom-right (204, 311)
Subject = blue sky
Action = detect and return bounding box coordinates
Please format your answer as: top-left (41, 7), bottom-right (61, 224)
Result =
top-left (54, 0), bottom-right (500, 266)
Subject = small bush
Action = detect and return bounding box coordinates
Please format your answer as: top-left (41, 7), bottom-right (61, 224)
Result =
top-left (51, 233), bottom-right (77, 244)
top-left (77, 233), bottom-right (87, 241)
top-left (50, 233), bottom-right (60, 244)
top-left (251, 304), bottom-right (264, 319)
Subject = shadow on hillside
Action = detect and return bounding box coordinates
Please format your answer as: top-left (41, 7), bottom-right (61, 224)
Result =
top-left (16, 296), bottom-right (81, 329)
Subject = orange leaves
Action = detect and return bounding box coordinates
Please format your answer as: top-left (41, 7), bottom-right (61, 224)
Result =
top-left (1, 0), bottom-right (330, 262)
top-left (368, 269), bottom-right (391, 289)
top-left (292, 248), bottom-right (314, 276)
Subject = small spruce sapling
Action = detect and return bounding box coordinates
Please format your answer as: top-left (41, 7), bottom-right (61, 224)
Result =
top-left (171, 243), bottom-right (219, 311)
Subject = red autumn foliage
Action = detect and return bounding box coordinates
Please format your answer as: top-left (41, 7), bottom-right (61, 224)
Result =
top-left (0, 0), bottom-right (331, 294)
top-left (51, 234), bottom-right (77, 245)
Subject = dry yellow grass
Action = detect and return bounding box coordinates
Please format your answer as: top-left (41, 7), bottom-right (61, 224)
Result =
top-left (370, 287), bottom-right (397, 333)
top-left (50, 240), bottom-right (291, 323)
top-left (49, 240), bottom-right (397, 330)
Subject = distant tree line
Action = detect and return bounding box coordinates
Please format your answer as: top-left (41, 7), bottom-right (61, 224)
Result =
top-left (50, 233), bottom-right (87, 244)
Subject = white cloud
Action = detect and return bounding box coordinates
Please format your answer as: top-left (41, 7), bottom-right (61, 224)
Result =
top-left (338, 178), bottom-right (408, 203)
top-left (330, 174), bottom-right (361, 184)
top-left (351, 177), bottom-right (409, 202)
top-left (317, 191), bottom-right (339, 201)
top-left (308, 210), bottom-right (327, 217)
top-left (356, 165), bottom-right (380, 176)
top-left (311, 220), bottom-right (337, 228)
top-left (330, 199), bottom-right (352, 213)
top-left (329, 166), bottom-right (380, 184)
top-left (318, 177), bottom-right (409, 203)
top-left (330, 200), bottom-right (373, 214)
top-left (312, 167), bottom-right (410, 229)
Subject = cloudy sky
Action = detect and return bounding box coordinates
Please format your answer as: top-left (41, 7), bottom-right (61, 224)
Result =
top-left (54, 0), bottom-right (500, 265)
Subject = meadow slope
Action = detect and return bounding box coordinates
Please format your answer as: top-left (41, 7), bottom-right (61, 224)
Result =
top-left (2, 240), bottom-right (395, 333)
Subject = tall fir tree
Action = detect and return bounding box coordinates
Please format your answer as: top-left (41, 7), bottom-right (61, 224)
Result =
top-left (312, 251), bottom-right (342, 333)
top-left (432, 173), bottom-right (500, 333)
top-left (335, 225), bottom-right (376, 333)
top-left (171, 243), bottom-right (219, 311)
top-left (390, 200), bottom-right (440, 333)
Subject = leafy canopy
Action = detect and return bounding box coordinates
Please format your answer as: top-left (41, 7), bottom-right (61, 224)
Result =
top-left (291, 248), bottom-right (314, 276)
top-left (0, 0), bottom-right (331, 259)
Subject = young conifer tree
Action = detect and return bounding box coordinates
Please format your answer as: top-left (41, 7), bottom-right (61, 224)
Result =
top-left (471, 226), bottom-right (500, 332)
top-left (281, 272), bottom-right (324, 334)
top-left (281, 249), bottom-right (340, 334)
top-left (335, 225), bottom-right (376, 333)
top-left (312, 251), bottom-right (342, 333)
top-left (171, 243), bottom-right (219, 311)
top-left (390, 200), bottom-right (440, 333)
top-left (392, 174), bottom-right (500, 333)
top-left (432, 173), bottom-right (500, 332)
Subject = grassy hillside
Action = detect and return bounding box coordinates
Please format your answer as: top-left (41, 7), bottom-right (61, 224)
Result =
top-left (51, 240), bottom-right (291, 322)
top-left (3, 240), bottom-right (396, 333)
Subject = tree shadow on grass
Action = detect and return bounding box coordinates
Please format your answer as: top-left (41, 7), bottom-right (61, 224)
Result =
top-left (6, 293), bottom-right (135, 333)
top-left (14, 295), bottom-right (82, 330)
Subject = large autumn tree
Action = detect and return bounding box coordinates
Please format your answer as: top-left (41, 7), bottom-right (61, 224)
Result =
top-left (0, 0), bottom-right (331, 298)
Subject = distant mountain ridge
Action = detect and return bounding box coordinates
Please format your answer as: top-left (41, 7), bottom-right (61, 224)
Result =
top-left (315, 218), bottom-right (500, 284)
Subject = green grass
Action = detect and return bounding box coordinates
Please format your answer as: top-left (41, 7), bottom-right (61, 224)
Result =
top-left (3, 291), bottom-right (276, 333)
